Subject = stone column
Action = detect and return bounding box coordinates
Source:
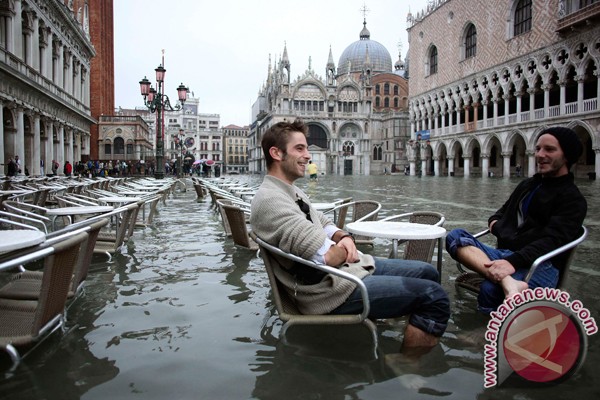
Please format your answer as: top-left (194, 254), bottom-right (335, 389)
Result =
top-left (33, 113), bottom-right (41, 176)
top-left (502, 152), bottom-right (512, 178)
top-left (433, 156), bottom-right (440, 177)
top-left (16, 107), bottom-right (25, 175)
top-left (13, 0), bottom-right (23, 58)
top-left (493, 97), bottom-right (499, 126)
top-left (482, 100), bottom-right (488, 127)
top-left (481, 154), bottom-right (489, 177)
top-left (503, 94), bottom-right (510, 125)
top-left (559, 80), bottom-right (566, 115)
top-left (0, 100), bottom-right (4, 168)
top-left (576, 75), bottom-right (584, 113)
top-left (463, 155), bottom-right (471, 177)
top-left (66, 127), bottom-right (74, 165)
top-left (58, 124), bottom-right (65, 173)
top-left (46, 120), bottom-right (54, 172)
top-left (542, 84), bottom-right (551, 118)
top-left (448, 156), bottom-right (455, 176)
top-left (528, 88), bottom-right (536, 120)
top-left (31, 11), bottom-right (40, 71)
top-left (516, 91), bottom-right (522, 120)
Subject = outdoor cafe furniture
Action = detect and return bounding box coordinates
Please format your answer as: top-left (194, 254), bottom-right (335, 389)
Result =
top-left (0, 231), bottom-right (89, 370)
top-left (0, 229), bottom-right (46, 254)
top-left (346, 220), bottom-right (447, 280)
top-left (0, 218), bottom-right (109, 302)
top-left (250, 232), bottom-right (378, 357)
top-left (46, 205), bottom-right (114, 230)
top-left (455, 226), bottom-right (587, 294)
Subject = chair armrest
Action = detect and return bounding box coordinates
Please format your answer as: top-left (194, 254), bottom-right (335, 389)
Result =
top-left (251, 232), bottom-right (371, 321)
top-left (525, 226), bottom-right (587, 282)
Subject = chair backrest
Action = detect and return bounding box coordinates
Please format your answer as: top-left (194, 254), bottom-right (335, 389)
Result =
top-left (382, 211), bottom-right (445, 263)
top-left (221, 203), bottom-right (257, 250)
top-left (348, 201), bottom-right (382, 244)
top-left (250, 232), bottom-right (377, 346)
top-left (70, 218), bottom-right (109, 296)
top-left (456, 225), bottom-right (587, 294)
top-left (525, 225), bottom-right (588, 288)
top-left (215, 199), bottom-right (234, 236)
top-left (32, 232), bottom-right (88, 334)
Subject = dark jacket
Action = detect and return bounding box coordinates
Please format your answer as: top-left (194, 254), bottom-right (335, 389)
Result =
top-left (7, 160), bottom-right (18, 176)
top-left (488, 173), bottom-right (586, 271)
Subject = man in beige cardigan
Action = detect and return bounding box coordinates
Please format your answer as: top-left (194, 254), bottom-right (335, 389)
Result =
top-left (250, 119), bottom-right (450, 349)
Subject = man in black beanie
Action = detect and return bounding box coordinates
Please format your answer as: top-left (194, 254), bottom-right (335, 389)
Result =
top-left (446, 126), bottom-right (587, 313)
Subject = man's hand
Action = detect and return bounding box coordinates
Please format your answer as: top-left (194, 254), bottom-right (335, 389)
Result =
top-left (337, 236), bottom-right (359, 264)
top-left (484, 259), bottom-right (515, 283)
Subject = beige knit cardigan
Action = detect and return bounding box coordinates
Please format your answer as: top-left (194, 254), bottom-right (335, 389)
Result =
top-left (250, 175), bottom-right (375, 315)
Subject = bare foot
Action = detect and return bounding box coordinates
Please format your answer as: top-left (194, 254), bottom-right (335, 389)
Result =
top-left (501, 277), bottom-right (528, 298)
top-left (402, 323), bottom-right (439, 349)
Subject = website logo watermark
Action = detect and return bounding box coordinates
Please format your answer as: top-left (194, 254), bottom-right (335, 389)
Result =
top-left (484, 287), bottom-right (597, 388)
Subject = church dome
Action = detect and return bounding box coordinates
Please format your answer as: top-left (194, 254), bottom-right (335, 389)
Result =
top-left (337, 20), bottom-right (393, 76)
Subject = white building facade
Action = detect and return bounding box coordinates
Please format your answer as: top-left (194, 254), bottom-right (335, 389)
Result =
top-left (248, 19), bottom-right (411, 176)
top-left (1, 0), bottom-right (95, 176)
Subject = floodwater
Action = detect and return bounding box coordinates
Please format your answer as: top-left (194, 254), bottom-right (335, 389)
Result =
top-left (1, 174), bottom-right (599, 399)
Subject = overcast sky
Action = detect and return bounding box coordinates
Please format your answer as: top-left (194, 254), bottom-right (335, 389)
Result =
top-left (113, 0), bottom-right (430, 126)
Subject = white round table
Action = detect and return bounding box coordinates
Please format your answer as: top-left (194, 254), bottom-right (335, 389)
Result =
top-left (346, 221), bottom-right (447, 279)
top-left (46, 205), bottom-right (114, 229)
top-left (0, 229), bottom-right (46, 254)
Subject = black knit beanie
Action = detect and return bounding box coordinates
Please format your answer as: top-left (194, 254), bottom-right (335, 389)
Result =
top-left (538, 127), bottom-right (583, 169)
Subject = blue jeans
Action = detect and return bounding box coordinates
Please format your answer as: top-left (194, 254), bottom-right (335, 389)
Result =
top-left (330, 258), bottom-right (450, 337)
top-left (446, 228), bottom-right (559, 313)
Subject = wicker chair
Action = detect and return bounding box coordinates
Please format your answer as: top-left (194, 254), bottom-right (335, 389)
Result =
top-left (380, 211), bottom-right (445, 263)
top-left (251, 232), bottom-right (378, 350)
top-left (325, 200), bottom-right (382, 245)
top-left (455, 226), bottom-right (588, 293)
top-left (0, 218), bottom-right (109, 301)
top-left (93, 203), bottom-right (137, 261)
top-left (221, 203), bottom-right (257, 250)
top-left (0, 231), bottom-right (88, 369)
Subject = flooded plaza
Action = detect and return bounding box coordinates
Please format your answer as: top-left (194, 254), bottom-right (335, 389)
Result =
top-left (1, 174), bottom-right (599, 399)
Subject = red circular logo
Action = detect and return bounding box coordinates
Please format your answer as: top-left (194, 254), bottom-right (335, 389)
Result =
top-left (503, 305), bottom-right (582, 383)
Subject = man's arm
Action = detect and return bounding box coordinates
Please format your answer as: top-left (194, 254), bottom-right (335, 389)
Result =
top-left (324, 230), bottom-right (359, 265)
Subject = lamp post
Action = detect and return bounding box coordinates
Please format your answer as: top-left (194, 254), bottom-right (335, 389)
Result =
top-left (139, 65), bottom-right (188, 179)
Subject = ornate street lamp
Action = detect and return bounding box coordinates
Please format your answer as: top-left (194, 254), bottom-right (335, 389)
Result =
top-left (139, 65), bottom-right (188, 179)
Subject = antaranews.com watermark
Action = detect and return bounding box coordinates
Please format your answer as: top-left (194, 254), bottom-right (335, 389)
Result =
top-left (484, 287), bottom-right (597, 388)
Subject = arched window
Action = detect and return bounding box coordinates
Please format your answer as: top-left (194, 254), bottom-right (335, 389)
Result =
top-left (393, 85), bottom-right (399, 96)
top-left (375, 84), bottom-right (380, 95)
top-left (114, 137), bottom-right (125, 154)
top-left (429, 46), bottom-right (438, 75)
top-left (342, 141), bottom-right (355, 156)
top-left (394, 98), bottom-right (399, 108)
top-left (384, 83), bottom-right (390, 95)
top-left (465, 24), bottom-right (477, 58)
top-left (373, 145), bottom-right (383, 161)
top-left (384, 97), bottom-right (390, 108)
top-left (307, 124), bottom-right (328, 149)
top-left (375, 97), bottom-right (380, 107)
top-left (514, 0), bottom-right (532, 36)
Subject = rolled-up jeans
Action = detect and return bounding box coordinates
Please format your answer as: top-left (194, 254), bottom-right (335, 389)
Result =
top-left (446, 228), bottom-right (559, 313)
top-left (330, 257), bottom-right (450, 337)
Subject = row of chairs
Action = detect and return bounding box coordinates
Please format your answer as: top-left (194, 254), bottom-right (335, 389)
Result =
top-left (0, 216), bottom-right (108, 369)
top-left (0, 178), bottom-right (176, 368)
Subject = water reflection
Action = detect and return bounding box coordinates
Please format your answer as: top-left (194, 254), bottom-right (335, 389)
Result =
top-left (0, 175), bottom-right (597, 399)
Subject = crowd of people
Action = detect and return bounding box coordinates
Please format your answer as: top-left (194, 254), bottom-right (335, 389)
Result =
top-left (3, 159), bottom-right (158, 178)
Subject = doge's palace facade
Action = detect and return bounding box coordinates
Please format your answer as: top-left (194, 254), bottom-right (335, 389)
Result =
top-left (407, 0), bottom-right (599, 179)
